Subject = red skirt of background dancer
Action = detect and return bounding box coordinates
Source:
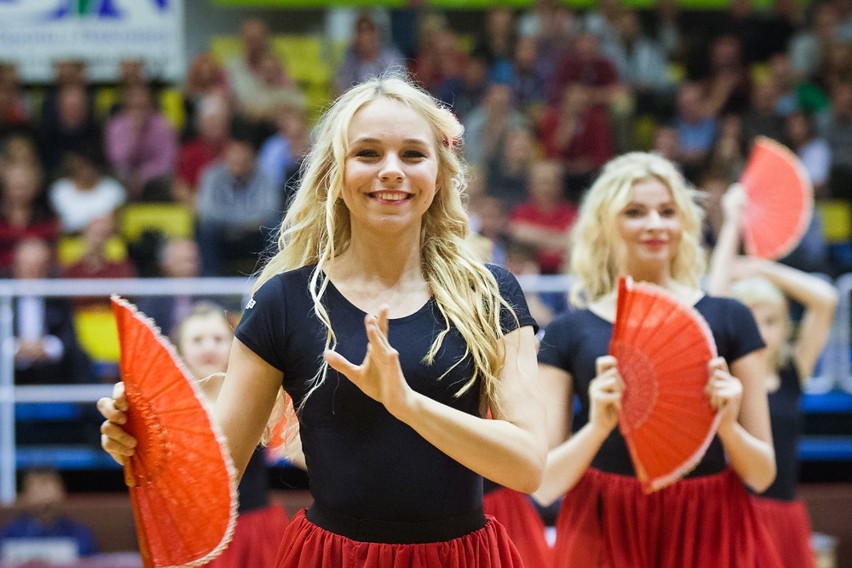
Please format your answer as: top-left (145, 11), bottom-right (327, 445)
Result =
top-left (205, 503), bottom-right (289, 568)
top-left (751, 496), bottom-right (815, 568)
top-left (274, 510), bottom-right (524, 568)
top-left (551, 468), bottom-right (784, 568)
top-left (483, 487), bottom-right (552, 568)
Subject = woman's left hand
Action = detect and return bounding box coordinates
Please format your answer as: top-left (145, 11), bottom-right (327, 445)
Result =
top-left (324, 305), bottom-right (413, 416)
top-left (706, 357), bottom-right (743, 432)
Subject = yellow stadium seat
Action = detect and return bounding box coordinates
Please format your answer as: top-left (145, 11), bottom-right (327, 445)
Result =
top-left (95, 86), bottom-right (118, 121)
top-left (57, 235), bottom-right (128, 267)
top-left (73, 306), bottom-right (120, 363)
top-left (120, 203), bottom-right (194, 243)
top-left (816, 200), bottom-right (852, 243)
top-left (210, 36), bottom-right (243, 66)
top-left (159, 87), bottom-right (186, 132)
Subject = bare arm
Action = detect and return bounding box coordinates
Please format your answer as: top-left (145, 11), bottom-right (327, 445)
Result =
top-left (325, 308), bottom-right (548, 494)
top-left (744, 259), bottom-right (837, 380)
top-left (532, 357), bottom-right (623, 506)
top-left (213, 339), bottom-right (285, 477)
top-left (710, 353), bottom-right (776, 492)
top-left (96, 338), bottom-right (284, 482)
top-left (706, 183), bottom-right (744, 295)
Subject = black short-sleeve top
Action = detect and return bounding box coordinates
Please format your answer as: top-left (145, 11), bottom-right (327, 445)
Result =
top-left (763, 360), bottom-right (803, 501)
top-left (235, 264), bottom-right (536, 522)
top-left (538, 294), bottom-right (765, 477)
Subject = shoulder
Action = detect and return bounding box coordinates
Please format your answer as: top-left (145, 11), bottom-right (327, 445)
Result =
top-left (696, 294), bottom-right (753, 319)
top-left (251, 265), bottom-right (315, 301)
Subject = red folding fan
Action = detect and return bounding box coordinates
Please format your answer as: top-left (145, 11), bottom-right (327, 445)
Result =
top-left (610, 277), bottom-right (719, 493)
top-left (740, 136), bottom-right (813, 260)
top-left (112, 296), bottom-right (237, 568)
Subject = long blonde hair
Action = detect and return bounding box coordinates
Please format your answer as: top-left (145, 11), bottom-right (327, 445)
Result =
top-left (569, 152), bottom-right (706, 305)
top-left (253, 75), bottom-right (515, 442)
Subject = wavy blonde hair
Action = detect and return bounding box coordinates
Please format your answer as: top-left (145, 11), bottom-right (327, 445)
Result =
top-left (253, 75), bottom-right (516, 443)
top-left (569, 152), bottom-right (706, 305)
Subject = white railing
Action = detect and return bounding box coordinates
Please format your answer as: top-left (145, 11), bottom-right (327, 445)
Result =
top-left (0, 273), bottom-right (848, 504)
top-left (0, 277), bottom-right (253, 504)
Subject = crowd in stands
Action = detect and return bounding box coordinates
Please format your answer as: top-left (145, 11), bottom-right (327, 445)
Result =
top-left (0, 0), bottom-right (850, 391)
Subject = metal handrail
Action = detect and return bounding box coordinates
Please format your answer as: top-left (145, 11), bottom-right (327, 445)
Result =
top-left (0, 277), bottom-right (253, 504)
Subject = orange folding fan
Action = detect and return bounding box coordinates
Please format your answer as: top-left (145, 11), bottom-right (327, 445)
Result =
top-left (111, 296), bottom-right (237, 568)
top-left (610, 277), bottom-right (719, 493)
top-left (740, 136), bottom-right (814, 260)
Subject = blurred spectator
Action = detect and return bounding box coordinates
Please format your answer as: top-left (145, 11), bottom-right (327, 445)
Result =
top-left (548, 31), bottom-right (622, 106)
top-left (0, 132), bottom-right (41, 170)
top-left (136, 238), bottom-right (204, 337)
top-left (766, 53), bottom-right (802, 116)
top-left (740, 81), bottom-right (785, 147)
top-left (701, 35), bottom-right (752, 116)
top-left (503, 236), bottom-right (567, 328)
top-left (653, 0), bottom-right (683, 61)
top-left (37, 84), bottom-right (101, 179)
top-left (0, 468), bottom-right (98, 559)
top-left (508, 160), bottom-right (577, 274)
top-left (471, 195), bottom-right (510, 267)
top-left (538, 83), bottom-right (613, 196)
top-left (195, 134), bottom-right (281, 276)
top-left (225, 18), bottom-right (293, 116)
top-left (789, 3), bottom-right (840, 82)
top-left (410, 15), bottom-right (466, 95)
top-left (583, 0), bottom-right (624, 57)
top-left (0, 66), bottom-right (28, 137)
top-left (608, 9), bottom-right (675, 118)
top-left (706, 113), bottom-right (747, 182)
top-left (182, 52), bottom-right (233, 141)
top-left (257, 99), bottom-right (312, 205)
top-left (652, 124), bottom-right (681, 163)
top-left (334, 12), bottom-right (405, 95)
top-left (7, 239), bottom-right (90, 385)
top-left (518, 0), bottom-right (576, 82)
top-left (48, 147), bottom-right (126, 235)
top-left (104, 83), bottom-right (178, 201)
top-left (510, 36), bottom-right (548, 119)
top-left (698, 166), bottom-right (734, 248)
top-left (239, 52), bottom-right (302, 128)
top-left (173, 95), bottom-right (232, 210)
top-left (486, 126), bottom-right (535, 207)
top-left (39, 59), bottom-right (93, 127)
top-left (463, 82), bottom-right (528, 167)
top-left (0, 162), bottom-right (57, 271)
top-left (61, 214), bottom-right (136, 309)
top-left (785, 110), bottom-right (832, 198)
top-left (547, 31), bottom-right (632, 151)
top-left (434, 52), bottom-right (490, 122)
top-left (673, 81), bottom-right (718, 178)
top-left (820, 80), bottom-right (852, 200)
top-left (471, 6), bottom-right (517, 68)
top-left (834, 0), bottom-right (852, 40)
top-left (107, 58), bottom-right (159, 117)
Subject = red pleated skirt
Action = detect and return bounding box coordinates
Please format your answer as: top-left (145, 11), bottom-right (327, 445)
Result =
top-left (274, 510), bottom-right (524, 568)
top-left (751, 496), bottom-right (815, 568)
top-left (205, 503), bottom-right (290, 568)
top-left (483, 487), bottom-right (552, 568)
top-left (551, 468), bottom-right (784, 568)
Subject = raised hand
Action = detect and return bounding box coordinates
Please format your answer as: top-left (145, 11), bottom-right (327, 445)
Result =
top-left (96, 381), bottom-right (137, 465)
top-left (706, 357), bottom-right (743, 432)
top-left (588, 355), bottom-right (624, 435)
top-left (324, 305), bottom-right (413, 417)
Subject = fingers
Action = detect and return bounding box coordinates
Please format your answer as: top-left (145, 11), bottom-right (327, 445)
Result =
top-left (365, 313), bottom-right (398, 361)
top-left (596, 355), bottom-right (617, 377)
top-left (112, 381), bottom-right (128, 412)
top-left (324, 349), bottom-right (359, 377)
top-left (708, 357), bottom-right (729, 375)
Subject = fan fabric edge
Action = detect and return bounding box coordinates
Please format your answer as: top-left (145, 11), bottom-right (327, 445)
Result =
top-left (744, 136), bottom-right (814, 260)
top-left (111, 295), bottom-right (240, 568)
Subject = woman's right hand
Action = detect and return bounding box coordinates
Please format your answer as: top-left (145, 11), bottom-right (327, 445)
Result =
top-left (588, 356), bottom-right (624, 435)
top-left (96, 382), bottom-right (137, 466)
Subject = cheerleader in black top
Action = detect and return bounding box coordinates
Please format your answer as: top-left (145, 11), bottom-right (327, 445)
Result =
top-left (708, 185), bottom-right (837, 568)
top-left (98, 75), bottom-right (547, 568)
top-left (535, 152), bottom-right (784, 568)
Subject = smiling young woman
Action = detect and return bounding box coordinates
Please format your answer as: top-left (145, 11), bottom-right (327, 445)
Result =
top-left (98, 75), bottom-right (547, 568)
top-left (534, 152), bottom-right (784, 568)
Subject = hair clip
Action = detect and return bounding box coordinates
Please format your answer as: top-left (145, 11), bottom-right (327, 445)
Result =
top-left (442, 136), bottom-right (455, 149)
